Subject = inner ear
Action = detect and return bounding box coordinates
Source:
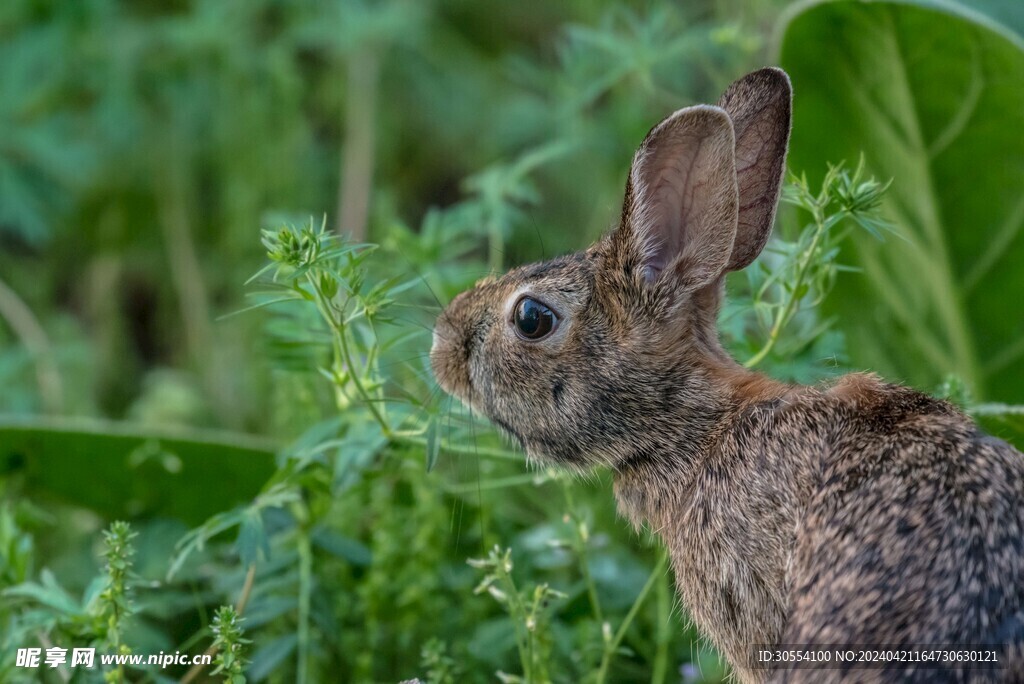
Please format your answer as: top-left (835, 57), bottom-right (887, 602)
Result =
top-left (618, 104), bottom-right (739, 293)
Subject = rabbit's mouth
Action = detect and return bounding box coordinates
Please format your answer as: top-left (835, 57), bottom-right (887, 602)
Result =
top-left (490, 416), bottom-right (525, 450)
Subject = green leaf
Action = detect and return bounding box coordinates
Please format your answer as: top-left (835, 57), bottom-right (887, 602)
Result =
top-left (329, 419), bottom-right (387, 493)
top-left (3, 569), bottom-right (82, 616)
top-left (310, 527), bottom-right (372, 566)
top-left (169, 509), bottom-right (247, 581)
top-left (247, 634), bottom-right (298, 682)
top-left (236, 509), bottom-right (270, 567)
top-left (780, 0), bottom-right (1024, 417)
top-left (0, 415), bottom-right (276, 525)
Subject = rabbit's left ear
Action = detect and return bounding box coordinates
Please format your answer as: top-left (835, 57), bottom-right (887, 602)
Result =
top-left (613, 104), bottom-right (739, 293)
top-left (717, 67), bottom-right (792, 271)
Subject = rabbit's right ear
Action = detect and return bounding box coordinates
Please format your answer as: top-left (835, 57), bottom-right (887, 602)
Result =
top-left (716, 67), bottom-right (792, 271)
top-left (611, 105), bottom-right (739, 294)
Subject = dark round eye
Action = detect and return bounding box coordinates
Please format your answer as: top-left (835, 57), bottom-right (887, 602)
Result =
top-left (513, 297), bottom-right (557, 340)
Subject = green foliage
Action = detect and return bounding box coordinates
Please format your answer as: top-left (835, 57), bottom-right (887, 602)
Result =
top-left (420, 637), bottom-right (461, 684)
top-left (0, 415), bottom-right (276, 524)
top-left (212, 605), bottom-right (251, 684)
top-left (2, 520), bottom-right (140, 683)
top-left (780, 0), bottom-right (1024, 413)
top-left (0, 0), bottom-right (770, 421)
top-left (1, 1), bottom-right (1021, 683)
top-left (469, 546), bottom-right (567, 684)
top-left (97, 523), bottom-right (136, 650)
top-left (727, 159), bottom-right (893, 373)
top-left (98, 522), bottom-right (137, 684)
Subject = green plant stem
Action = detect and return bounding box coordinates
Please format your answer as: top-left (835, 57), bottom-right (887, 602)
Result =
top-left (443, 473), bottom-right (551, 494)
top-left (527, 616), bottom-right (536, 682)
top-left (337, 317), bottom-right (389, 433)
top-left (527, 587), bottom-right (553, 683)
top-left (0, 275), bottom-right (63, 412)
top-left (109, 578), bottom-right (125, 683)
top-left (402, 435), bottom-right (520, 461)
top-left (308, 274), bottom-right (391, 437)
top-left (364, 315), bottom-right (382, 373)
top-left (970, 403), bottom-right (1024, 416)
top-left (179, 564), bottom-right (257, 684)
top-left (595, 548), bottom-right (668, 684)
top-left (650, 563), bottom-right (671, 684)
top-left (561, 482), bottom-right (603, 624)
top-left (337, 49), bottom-right (379, 240)
top-left (498, 568), bottom-right (531, 680)
top-left (297, 525), bottom-right (313, 684)
top-left (744, 207), bottom-right (836, 368)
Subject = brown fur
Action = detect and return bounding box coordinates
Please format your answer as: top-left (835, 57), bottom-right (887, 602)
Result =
top-left (431, 68), bottom-right (1024, 682)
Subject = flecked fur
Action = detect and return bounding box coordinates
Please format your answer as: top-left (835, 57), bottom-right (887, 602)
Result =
top-left (431, 68), bottom-right (1024, 683)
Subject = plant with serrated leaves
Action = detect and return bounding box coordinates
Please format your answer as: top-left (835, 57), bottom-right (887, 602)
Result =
top-left (420, 637), bottom-right (460, 684)
top-left (724, 158), bottom-right (893, 375)
top-left (96, 521), bottom-right (137, 684)
top-left (211, 605), bottom-right (250, 684)
top-left (1, 520), bottom-right (142, 682)
top-left (469, 546), bottom-right (567, 684)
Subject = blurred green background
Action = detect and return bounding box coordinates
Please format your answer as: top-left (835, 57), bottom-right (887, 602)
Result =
top-left (1, 0), bottom-right (1022, 682)
top-left (0, 0), bottom-right (778, 425)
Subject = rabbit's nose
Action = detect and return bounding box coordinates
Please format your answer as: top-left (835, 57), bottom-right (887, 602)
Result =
top-left (431, 308), bottom-right (457, 355)
top-left (430, 312), bottom-right (462, 394)
top-left (430, 323), bottom-right (447, 358)
top-left (431, 290), bottom-right (472, 355)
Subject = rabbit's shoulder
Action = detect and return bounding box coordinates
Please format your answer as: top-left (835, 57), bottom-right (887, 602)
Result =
top-left (822, 373), bottom-right (1023, 483)
top-left (781, 376), bottom-right (1024, 650)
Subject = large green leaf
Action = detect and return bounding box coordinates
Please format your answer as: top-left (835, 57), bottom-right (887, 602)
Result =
top-left (0, 416), bottom-right (276, 525)
top-left (779, 0), bottom-right (1024, 411)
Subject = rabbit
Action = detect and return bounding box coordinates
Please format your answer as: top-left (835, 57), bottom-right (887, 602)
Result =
top-left (430, 67), bottom-right (1024, 683)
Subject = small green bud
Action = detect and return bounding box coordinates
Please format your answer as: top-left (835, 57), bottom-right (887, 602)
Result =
top-left (319, 272), bottom-right (338, 299)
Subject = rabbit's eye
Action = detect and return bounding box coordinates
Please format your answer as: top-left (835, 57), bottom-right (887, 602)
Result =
top-left (513, 296), bottom-right (557, 341)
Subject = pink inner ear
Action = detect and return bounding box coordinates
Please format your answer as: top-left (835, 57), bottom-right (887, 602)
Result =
top-left (625, 105), bottom-right (739, 292)
top-left (640, 143), bottom-right (708, 274)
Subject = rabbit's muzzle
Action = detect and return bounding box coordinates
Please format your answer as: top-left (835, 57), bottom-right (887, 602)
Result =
top-left (430, 291), bottom-right (476, 404)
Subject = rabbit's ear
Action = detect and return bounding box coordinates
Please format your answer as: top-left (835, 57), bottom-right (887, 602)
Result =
top-left (615, 104), bottom-right (739, 293)
top-left (717, 67), bottom-right (792, 271)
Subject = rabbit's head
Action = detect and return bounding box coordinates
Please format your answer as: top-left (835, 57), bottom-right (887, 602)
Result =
top-left (431, 68), bottom-right (791, 469)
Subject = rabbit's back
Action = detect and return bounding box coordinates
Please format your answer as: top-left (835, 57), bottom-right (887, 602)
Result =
top-left (779, 376), bottom-right (1024, 681)
top-left (639, 374), bottom-right (1024, 683)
